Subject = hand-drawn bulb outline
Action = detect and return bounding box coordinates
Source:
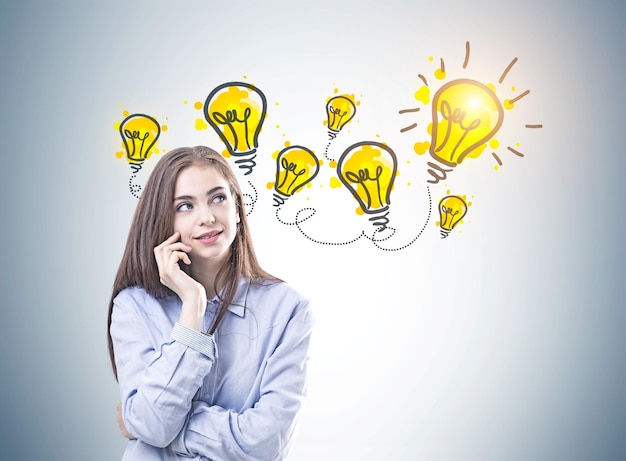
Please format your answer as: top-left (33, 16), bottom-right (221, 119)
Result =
top-left (438, 194), bottom-right (468, 238)
top-left (430, 78), bottom-right (504, 167)
top-left (273, 145), bottom-right (320, 207)
top-left (119, 113), bottom-right (161, 198)
top-left (326, 95), bottom-right (356, 140)
top-left (337, 141), bottom-right (397, 229)
top-left (204, 82), bottom-right (267, 175)
top-left (119, 113), bottom-right (161, 170)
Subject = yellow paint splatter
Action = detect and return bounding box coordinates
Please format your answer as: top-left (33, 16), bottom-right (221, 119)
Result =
top-left (504, 99), bottom-right (514, 110)
top-left (489, 139), bottom-right (499, 149)
top-left (266, 182), bottom-right (274, 189)
top-left (329, 160), bottom-right (337, 169)
top-left (162, 125), bottom-right (168, 132)
top-left (355, 207), bottom-right (364, 216)
top-left (330, 177), bottom-right (342, 188)
top-left (434, 69), bottom-right (446, 80)
top-left (193, 101), bottom-right (203, 110)
top-left (414, 86), bottom-right (430, 104)
top-left (413, 142), bottom-right (429, 155)
top-left (195, 118), bottom-right (208, 130)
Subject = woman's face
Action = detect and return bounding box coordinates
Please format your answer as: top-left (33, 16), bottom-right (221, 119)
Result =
top-left (172, 164), bottom-right (240, 270)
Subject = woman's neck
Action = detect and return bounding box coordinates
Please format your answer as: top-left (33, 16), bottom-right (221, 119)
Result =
top-left (190, 261), bottom-right (222, 299)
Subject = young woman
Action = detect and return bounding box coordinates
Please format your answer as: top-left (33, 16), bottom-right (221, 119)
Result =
top-left (107, 146), bottom-right (314, 460)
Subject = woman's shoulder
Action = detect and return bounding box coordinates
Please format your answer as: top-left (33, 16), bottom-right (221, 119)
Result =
top-left (246, 278), bottom-right (312, 316)
top-left (114, 286), bottom-right (176, 312)
top-left (250, 278), bottom-right (308, 300)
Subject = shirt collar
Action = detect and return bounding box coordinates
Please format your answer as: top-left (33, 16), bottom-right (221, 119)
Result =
top-left (227, 278), bottom-right (249, 317)
top-left (208, 278), bottom-right (249, 317)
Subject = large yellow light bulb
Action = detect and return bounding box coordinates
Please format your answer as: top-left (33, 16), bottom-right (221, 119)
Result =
top-left (273, 145), bottom-right (320, 206)
top-left (438, 195), bottom-right (468, 238)
top-left (119, 113), bottom-right (160, 171)
top-left (337, 141), bottom-right (397, 229)
top-left (430, 78), bottom-right (504, 167)
top-left (204, 82), bottom-right (267, 174)
top-left (326, 95), bottom-right (356, 139)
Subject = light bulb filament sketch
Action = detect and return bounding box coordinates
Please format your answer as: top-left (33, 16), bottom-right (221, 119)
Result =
top-left (211, 106), bottom-right (254, 153)
top-left (204, 81), bottom-right (267, 175)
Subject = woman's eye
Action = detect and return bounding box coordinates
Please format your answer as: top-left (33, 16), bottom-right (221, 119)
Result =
top-left (176, 202), bottom-right (193, 211)
top-left (213, 194), bottom-right (226, 203)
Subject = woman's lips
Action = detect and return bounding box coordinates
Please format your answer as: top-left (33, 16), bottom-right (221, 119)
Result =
top-left (195, 230), bottom-right (222, 244)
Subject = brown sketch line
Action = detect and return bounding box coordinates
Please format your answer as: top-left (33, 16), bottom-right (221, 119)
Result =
top-left (510, 89), bottom-right (530, 104)
top-left (418, 74), bottom-right (428, 86)
top-left (492, 152), bottom-right (503, 166)
top-left (398, 108), bottom-right (420, 114)
top-left (440, 58), bottom-right (446, 73)
top-left (463, 41), bottom-right (470, 69)
top-left (507, 146), bottom-right (524, 157)
top-left (525, 124), bottom-right (543, 128)
top-left (400, 123), bottom-right (418, 133)
top-left (499, 57), bottom-right (519, 84)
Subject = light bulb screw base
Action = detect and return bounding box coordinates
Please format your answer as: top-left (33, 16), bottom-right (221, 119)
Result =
top-left (366, 209), bottom-right (390, 230)
top-left (272, 193), bottom-right (288, 207)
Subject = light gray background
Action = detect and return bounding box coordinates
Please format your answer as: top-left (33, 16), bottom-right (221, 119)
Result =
top-left (1, 0), bottom-right (624, 460)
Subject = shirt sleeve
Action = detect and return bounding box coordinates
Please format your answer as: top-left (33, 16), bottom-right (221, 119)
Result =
top-left (173, 298), bottom-right (314, 460)
top-left (110, 291), bottom-right (217, 448)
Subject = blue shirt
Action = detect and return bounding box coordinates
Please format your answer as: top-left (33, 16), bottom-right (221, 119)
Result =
top-left (110, 278), bottom-right (314, 460)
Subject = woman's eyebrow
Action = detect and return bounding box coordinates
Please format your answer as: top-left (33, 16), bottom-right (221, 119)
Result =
top-left (173, 186), bottom-right (225, 201)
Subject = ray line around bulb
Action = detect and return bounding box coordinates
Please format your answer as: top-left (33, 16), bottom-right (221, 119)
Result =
top-left (399, 107), bottom-right (420, 114)
top-left (367, 185), bottom-right (432, 252)
top-left (462, 41), bottom-right (470, 69)
top-left (509, 90), bottom-right (530, 104)
top-left (498, 57), bottom-right (518, 84)
top-left (525, 124), bottom-right (543, 129)
top-left (506, 146), bottom-right (524, 157)
top-left (400, 123), bottom-right (418, 133)
top-left (418, 74), bottom-right (428, 86)
top-left (492, 152), bottom-right (503, 166)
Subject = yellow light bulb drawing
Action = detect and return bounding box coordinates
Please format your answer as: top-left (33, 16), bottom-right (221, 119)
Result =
top-left (337, 141), bottom-right (397, 229)
top-left (119, 113), bottom-right (161, 198)
top-left (204, 81), bottom-right (267, 175)
top-left (119, 113), bottom-right (160, 170)
top-left (273, 145), bottom-right (320, 207)
top-left (430, 78), bottom-right (504, 167)
top-left (438, 195), bottom-right (467, 238)
top-left (326, 95), bottom-right (356, 139)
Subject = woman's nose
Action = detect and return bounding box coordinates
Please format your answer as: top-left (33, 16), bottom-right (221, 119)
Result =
top-left (197, 206), bottom-right (216, 225)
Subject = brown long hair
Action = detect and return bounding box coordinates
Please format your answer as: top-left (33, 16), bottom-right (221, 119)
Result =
top-left (107, 146), bottom-right (279, 379)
